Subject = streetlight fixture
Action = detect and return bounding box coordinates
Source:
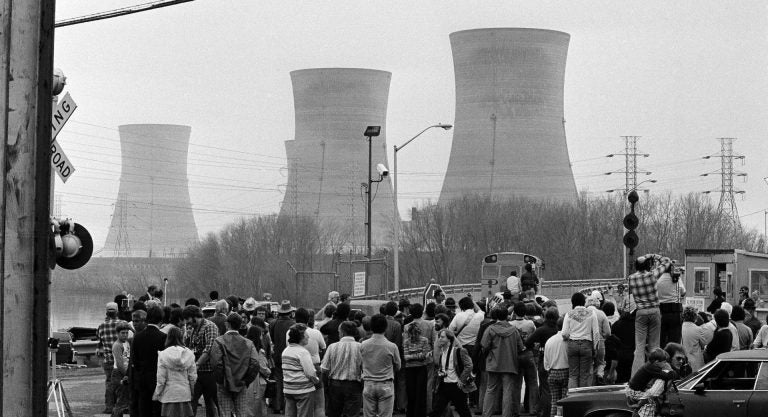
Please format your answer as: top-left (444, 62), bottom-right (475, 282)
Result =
top-left (363, 126), bottom-right (385, 292)
top-left (392, 123), bottom-right (453, 292)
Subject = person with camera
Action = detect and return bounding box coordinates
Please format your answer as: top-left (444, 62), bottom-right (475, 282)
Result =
top-left (656, 262), bottom-right (686, 348)
top-left (430, 329), bottom-right (474, 417)
top-left (627, 254), bottom-right (672, 375)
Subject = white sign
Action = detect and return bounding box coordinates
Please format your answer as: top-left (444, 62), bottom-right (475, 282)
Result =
top-left (50, 139), bottom-right (75, 182)
top-left (51, 92), bottom-right (77, 140)
top-left (353, 272), bottom-right (366, 296)
top-left (685, 296), bottom-right (705, 312)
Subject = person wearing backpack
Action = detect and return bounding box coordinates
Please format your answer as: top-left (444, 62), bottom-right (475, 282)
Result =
top-left (210, 312), bottom-right (259, 417)
top-left (430, 328), bottom-right (475, 417)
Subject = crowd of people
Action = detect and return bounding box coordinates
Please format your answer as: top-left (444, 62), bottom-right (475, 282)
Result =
top-left (93, 256), bottom-right (768, 417)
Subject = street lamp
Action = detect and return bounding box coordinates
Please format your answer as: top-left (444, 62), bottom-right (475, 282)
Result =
top-left (363, 126), bottom-right (386, 292)
top-left (392, 123), bottom-right (453, 292)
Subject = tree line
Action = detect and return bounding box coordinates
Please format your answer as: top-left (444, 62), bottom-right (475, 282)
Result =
top-left (173, 192), bottom-right (764, 303)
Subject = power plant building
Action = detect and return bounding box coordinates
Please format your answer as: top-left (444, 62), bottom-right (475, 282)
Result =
top-left (280, 68), bottom-right (394, 244)
top-left (439, 28), bottom-right (577, 203)
top-left (102, 124), bottom-right (199, 257)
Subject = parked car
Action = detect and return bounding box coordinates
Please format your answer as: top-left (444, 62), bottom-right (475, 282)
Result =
top-left (556, 349), bottom-right (768, 417)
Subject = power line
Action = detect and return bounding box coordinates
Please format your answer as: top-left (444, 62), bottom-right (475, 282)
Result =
top-left (55, 0), bottom-right (195, 28)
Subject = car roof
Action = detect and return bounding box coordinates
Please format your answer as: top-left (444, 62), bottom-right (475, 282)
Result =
top-left (718, 348), bottom-right (768, 360)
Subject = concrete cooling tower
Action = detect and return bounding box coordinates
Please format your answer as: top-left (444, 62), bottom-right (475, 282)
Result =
top-left (102, 124), bottom-right (199, 257)
top-left (280, 68), bottom-right (394, 244)
top-left (439, 28), bottom-right (577, 203)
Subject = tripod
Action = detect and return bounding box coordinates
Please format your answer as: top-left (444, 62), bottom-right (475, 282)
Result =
top-left (48, 348), bottom-right (74, 417)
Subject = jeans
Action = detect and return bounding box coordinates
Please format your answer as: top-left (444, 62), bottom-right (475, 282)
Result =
top-left (632, 307), bottom-right (661, 375)
top-left (109, 369), bottom-right (128, 417)
top-left (537, 354), bottom-right (551, 417)
top-left (285, 392), bottom-right (315, 417)
top-left (567, 340), bottom-right (594, 388)
top-left (594, 339), bottom-right (606, 378)
top-left (192, 370), bottom-right (219, 417)
top-left (103, 361), bottom-right (115, 412)
top-left (326, 380), bottom-right (363, 417)
top-left (246, 379), bottom-right (268, 417)
top-left (513, 350), bottom-right (538, 416)
top-left (482, 372), bottom-right (516, 417)
top-left (431, 382), bottom-right (471, 417)
top-left (363, 380), bottom-right (395, 417)
top-left (404, 366), bottom-right (428, 417)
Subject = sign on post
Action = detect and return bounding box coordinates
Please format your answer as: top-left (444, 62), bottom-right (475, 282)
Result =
top-left (51, 92), bottom-right (77, 140)
top-left (423, 282), bottom-right (443, 306)
top-left (353, 272), bottom-right (366, 297)
top-left (685, 296), bottom-right (704, 312)
top-left (50, 139), bottom-right (75, 182)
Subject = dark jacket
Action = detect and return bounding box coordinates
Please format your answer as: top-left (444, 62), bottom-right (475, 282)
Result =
top-left (524, 320), bottom-right (557, 353)
top-left (132, 325), bottom-right (167, 390)
top-left (628, 361), bottom-right (676, 391)
top-left (269, 316), bottom-right (295, 365)
top-left (210, 332), bottom-right (259, 393)
top-left (480, 321), bottom-right (524, 374)
top-left (704, 328), bottom-right (733, 363)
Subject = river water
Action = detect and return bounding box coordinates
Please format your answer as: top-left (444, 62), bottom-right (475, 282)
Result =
top-left (50, 290), bottom-right (182, 331)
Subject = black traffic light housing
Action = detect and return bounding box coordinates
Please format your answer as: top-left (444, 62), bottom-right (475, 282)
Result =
top-left (50, 218), bottom-right (93, 270)
top-left (623, 190), bottom-right (640, 255)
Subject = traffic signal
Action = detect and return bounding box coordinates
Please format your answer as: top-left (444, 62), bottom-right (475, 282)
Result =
top-left (623, 190), bottom-right (640, 255)
top-left (50, 218), bottom-right (93, 269)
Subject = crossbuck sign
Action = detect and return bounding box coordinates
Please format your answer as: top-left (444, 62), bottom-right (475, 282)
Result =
top-left (50, 93), bottom-right (77, 182)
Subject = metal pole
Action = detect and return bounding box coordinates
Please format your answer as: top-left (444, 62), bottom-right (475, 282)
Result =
top-left (366, 135), bottom-right (372, 293)
top-left (393, 145), bottom-right (399, 292)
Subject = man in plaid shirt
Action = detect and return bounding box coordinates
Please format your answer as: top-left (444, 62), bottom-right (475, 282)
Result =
top-left (183, 305), bottom-right (220, 417)
top-left (627, 253), bottom-right (672, 375)
top-left (97, 301), bottom-right (126, 414)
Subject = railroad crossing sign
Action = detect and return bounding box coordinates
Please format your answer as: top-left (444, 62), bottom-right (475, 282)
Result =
top-left (50, 93), bottom-right (77, 182)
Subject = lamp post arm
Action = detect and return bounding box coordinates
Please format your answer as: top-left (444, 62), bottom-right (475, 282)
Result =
top-left (395, 125), bottom-right (443, 152)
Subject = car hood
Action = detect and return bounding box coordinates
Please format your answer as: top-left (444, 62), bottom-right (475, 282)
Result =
top-left (563, 384), bottom-right (626, 396)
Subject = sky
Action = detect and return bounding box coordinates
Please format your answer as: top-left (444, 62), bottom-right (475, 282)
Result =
top-left (52, 0), bottom-right (768, 250)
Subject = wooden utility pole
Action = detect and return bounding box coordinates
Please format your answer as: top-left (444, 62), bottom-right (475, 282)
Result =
top-left (0, 1), bottom-right (56, 416)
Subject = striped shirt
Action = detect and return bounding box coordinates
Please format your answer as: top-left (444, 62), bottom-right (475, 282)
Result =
top-left (282, 344), bottom-right (317, 394)
top-left (627, 255), bottom-right (671, 310)
top-left (321, 336), bottom-right (362, 381)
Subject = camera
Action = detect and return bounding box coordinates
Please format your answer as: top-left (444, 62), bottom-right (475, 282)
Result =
top-left (376, 163), bottom-right (389, 177)
top-left (48, 337), bottom-right (59, 350)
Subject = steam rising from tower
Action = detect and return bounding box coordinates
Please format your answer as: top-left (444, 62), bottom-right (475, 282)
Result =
top-left (103, 124), bottom-right (199, 257)
top-left (439, 28), bottom-right (577, 203)
top-left (280, 68), bottom-right (394, 243)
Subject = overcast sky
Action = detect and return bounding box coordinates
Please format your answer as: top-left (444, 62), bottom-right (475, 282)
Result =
top-left (53, 0), bottom-right (768, 249)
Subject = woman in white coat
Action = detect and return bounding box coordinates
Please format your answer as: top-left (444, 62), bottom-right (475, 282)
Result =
top-left (153, 327), bottom-right (198, 417)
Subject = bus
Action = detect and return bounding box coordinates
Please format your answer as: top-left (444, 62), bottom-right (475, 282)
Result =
top-left (481, 252), bottom-right (544, 300)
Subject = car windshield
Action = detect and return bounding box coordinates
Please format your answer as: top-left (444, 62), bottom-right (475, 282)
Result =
top-left (677, 360), bottom-right (717, 390)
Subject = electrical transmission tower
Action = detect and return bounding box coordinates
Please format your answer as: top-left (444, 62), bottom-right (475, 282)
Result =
top-left (113, 192), bottom-right (131, 256)
top-left (702, 137), bottom-right (746, 223)
top-left (606, 136), bottom-right (654, 193)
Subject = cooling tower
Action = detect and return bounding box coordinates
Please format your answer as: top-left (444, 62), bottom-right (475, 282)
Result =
top-left (102, 124), bottom-right (199, 257)
top-left (280, 68), bottom-right (394, 244)
top-left (439, 28), bottom-right (577, 203)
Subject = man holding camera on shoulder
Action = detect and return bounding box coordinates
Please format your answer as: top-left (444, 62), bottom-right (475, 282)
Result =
top-left (656, 262), bottom-right (686, 348)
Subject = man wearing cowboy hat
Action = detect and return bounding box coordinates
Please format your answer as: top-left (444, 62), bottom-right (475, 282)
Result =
top-left (269, 300), bottom-right (296, 413)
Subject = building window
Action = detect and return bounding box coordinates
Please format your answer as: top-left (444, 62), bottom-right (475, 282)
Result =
top-left (694, 268), bottom-right (709, 296)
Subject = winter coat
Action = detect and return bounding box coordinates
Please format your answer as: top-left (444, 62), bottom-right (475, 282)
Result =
top-left (153, 346), bottom-right (197, 404)
top-left (480, 321), bottom-right (524, 374)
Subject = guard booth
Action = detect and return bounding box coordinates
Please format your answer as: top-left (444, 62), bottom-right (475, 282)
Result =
top-left (684, 249), bottom-right (768, 321)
